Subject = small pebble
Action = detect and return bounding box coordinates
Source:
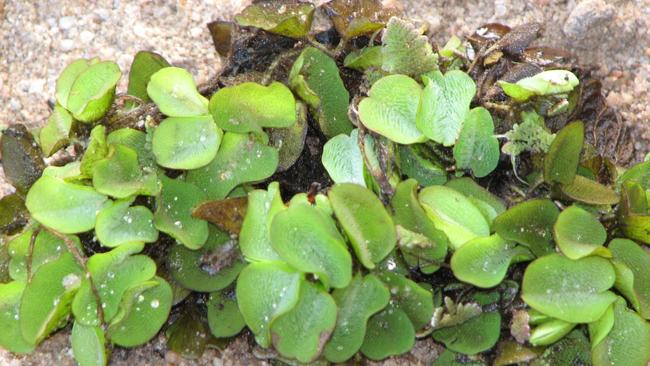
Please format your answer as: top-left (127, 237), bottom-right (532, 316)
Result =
top-left (58, 16), bottom-right (75, 30)
top-left (563, 0), bottom-right (616, 39)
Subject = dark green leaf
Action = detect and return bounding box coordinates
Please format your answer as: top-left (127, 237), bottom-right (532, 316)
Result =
top-left (544, 120), bottom-right (584, 184)
top-left (493, 198), bottom-right (558, 257)
top-left (1, 124), bottom-right (45, 192)
top-left (127, 51), bottom-right (170, 104)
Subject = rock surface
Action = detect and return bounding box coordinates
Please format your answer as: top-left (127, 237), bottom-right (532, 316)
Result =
top-left (1, 0), bottom-right (650, 364)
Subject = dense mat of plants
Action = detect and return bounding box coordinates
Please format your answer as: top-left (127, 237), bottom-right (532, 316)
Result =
top-left (1, 1), bottom-right (649, 365)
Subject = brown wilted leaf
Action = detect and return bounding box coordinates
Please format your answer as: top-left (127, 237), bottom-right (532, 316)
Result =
top-left (192, 197), bottom-right (248, 236)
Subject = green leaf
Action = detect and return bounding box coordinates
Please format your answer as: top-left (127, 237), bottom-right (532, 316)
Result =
top-left (381, 17), bottom-right (437, 76)
top-left (168, 226), bottom-right (245, 292)
top-left (360, 302), bottom-right (415, 360)
top-left (239, 182), bottom-right (284, 262)
top-left (270, 202), bottom-right (352, 289)
top-left (445, 177), bottom-right (506, 227)
top-left (499, 70), bottom-right (579, 102)
top-left (271, 281), bottom-right (337, 363)
top-left (153, 176), bottom-right (208, 249)
top-left (522, 254), bottom-right (617, 323)
top-left (235, 1), bottom-right (315, 39)
top-left (20, 252), bottom-right (82, 344)
top-left (64, 61), bottom-right (121, 122)
top-left (106, 128), bottom-right (160, 196)
top-left (544, 120), bottom-right (584, 184)
top-left (617, 159), bottom-right (650, 190)
top-left (329, 183), bottom-right (397, 269)
top-left (127, 51), bottom-right (170, 104)
top-left (560, 175), bottom-right (619, 205)
top-left (72, 243), bottom-right (155, 325)
top-left (432, 311), bottom-right (501, 355)
top-left (344, 46), bottom-right (382, 70)
top-left (107, 276), bottom-right (173, 347)
top-left (56, 58), bottom-right (97, 108)
top-left (71, 322), bottom-right (107, 366)
top-left (391, 179), bottom-right (448, 273)
top-left (419, 185), bottom-right (490, 250)
top-left (152, 115), bottom-right (222, 169)
top-left (451, 235), bottom-right (533, 288)
top-left (588, 303), bottom-right (614, 348)
top-left (92, 145), bottom-right (145, 198)
top-left (377, 271), bottom-right (434, 330)
top-left (95, 199), bottom-right (158, 247)
top-left (26, 175), bottom-right (109, 234)
top-left (80, 125), bottom-right (109, 178)
top-left (8, 229), bottom-right (81, 282)
top-left (324, 273), bottom-right (390, 363)
top-left (592, 297), bottom-right (650, 366)
top-left (529, 318), bottom-right (576, 346)
top-left (358, 74), bottom-right (425, 144)
top-left (210, 82), bottom-right (296, 134)
top-left (416, 70), bottom-right (476, 146)
top-left (554, 205), bottom-right (609, 259)
top-left (0, 281), bottom-right (34, 353)
top-left (207, 290), bottom-right (245, 338)
top-left (453, 107), bottom-right (500, 178)
top-left (147, 67), bottom-right (208, 117)
top-left (235, 262), bottom-right (302, 347)
top-left (397, 144), bottom-right (447, 186)
top-left (185, 132), bottom-right (279, 200)
top-left (493, 198), bottom-right (559, 257)
top-left (1, 124), bottom-right (45, 192)
top-left (609, 239), bottom-right (650, 319)
top-left (40, 105), bottom-right (72, 157)
top-left (289, 47), bottom-right (353, 137)
top-left (322, 129), bottom-right (367, 186)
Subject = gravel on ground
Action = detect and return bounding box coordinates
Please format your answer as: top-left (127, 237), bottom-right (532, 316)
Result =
top-left (1, 0), bottom-right (649, 364)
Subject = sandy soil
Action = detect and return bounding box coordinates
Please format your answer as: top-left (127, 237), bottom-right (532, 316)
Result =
top-left (1, 0), bottom-right (649, 364)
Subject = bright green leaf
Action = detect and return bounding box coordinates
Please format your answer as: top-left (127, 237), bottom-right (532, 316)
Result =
top-left (92, 145), bottom-right (145, 198)
top-left (95, 199), bottom-right (158, 247)
top-left (416, 70), bottom-right (476, 146)
top-left (235, 262), bottom-right (302, 347)
top-left (451, 235), bottom-right (533, 288)
top-left (377, 271), bottom-right (434, 329)
top-left (499, 70), bottom-right (579, 102)
top-left (65, 61), bottom-right (121, 122)
top-left (185, 132), bottom-right (279, 200)
top-left (324, 273), bottom-right (390, 363)
top-left (360, 302), bottom-right (415, 360)
top-left (529, 318), bottom-right (576, 346)
top-left (271, 281), bottom-right (337, 363)
top-left (322, 129), bottom-right (367, 186)
top-left (522, 254), bottom-right (617, 323)
top-left (358, 74), bottom-right (425, 144)
top-left (329, 183), bottom-right (397, 269)
top-left (270, 202), bottom-right (352, 289)
top-left (152, 115), bottom-right (222, 169)
top-left (26, 175), bottom-right (108, 234)
top-left (153, 176), bottom-right (208, 249)
top-left (0, 281), bottom-right (34, 353)
top-left (419, 185), bottom-right (490, 250)
top-left (210, 82), bottom-right (296, 134)
top-left (147, 67), bottom-right (208, 117)
top-left (592, 297), bottom-right (650, 366)
top-left (71, 322), bottom-right (107, 366)
top-left (609, 239), bottom-right (650, 319)
top-left (40, 105), bottom-right (72, 157)
top-left (554, 205), bottom-right (609, 259)
top-left (239, 182), bottom-right (284, 262)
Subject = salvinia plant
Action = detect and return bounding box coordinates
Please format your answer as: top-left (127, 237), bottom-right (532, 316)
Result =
top-left (1, 1), bottom-right (649, 365)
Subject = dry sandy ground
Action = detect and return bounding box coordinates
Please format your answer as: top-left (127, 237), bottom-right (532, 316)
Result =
top-left (1, 0), bottom-right (649, 365)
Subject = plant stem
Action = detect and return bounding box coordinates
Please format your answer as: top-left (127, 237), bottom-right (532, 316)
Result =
top-left (26, 227), bottom-right (42, 283)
